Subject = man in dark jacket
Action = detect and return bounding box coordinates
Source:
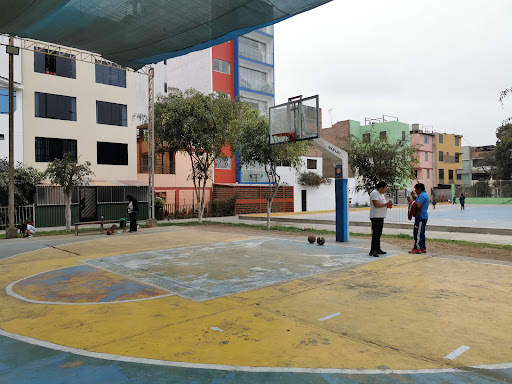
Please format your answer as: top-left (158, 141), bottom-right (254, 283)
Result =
top-left (127, 195), bottom-right (139, 232)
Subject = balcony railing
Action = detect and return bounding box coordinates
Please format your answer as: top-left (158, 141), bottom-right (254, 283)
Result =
top-left (239, 43), bottom-right (273, 65)
top-left (241, 169), bottom-right (269, 183)
top-left (239, 76), bottom-right (274, 94)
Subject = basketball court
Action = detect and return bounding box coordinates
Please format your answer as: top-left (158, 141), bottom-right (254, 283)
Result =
top-left (1, 226), bottom-right (511, 383)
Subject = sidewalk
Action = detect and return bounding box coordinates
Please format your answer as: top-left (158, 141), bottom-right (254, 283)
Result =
top-left (19, 211), bottom-right (512, 246)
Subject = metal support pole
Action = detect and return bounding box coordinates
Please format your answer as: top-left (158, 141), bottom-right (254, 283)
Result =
top-left (146, 67), bottom-right (157, 227)
top-left (6, 36), bottom-right (19, 238)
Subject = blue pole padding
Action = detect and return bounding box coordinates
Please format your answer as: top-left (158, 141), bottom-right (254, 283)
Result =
top-left (335, 178), bottom-right (348, 242)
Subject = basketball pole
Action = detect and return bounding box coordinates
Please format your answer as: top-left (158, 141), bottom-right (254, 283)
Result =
top-left (309, 138), bottom-right (349, 242)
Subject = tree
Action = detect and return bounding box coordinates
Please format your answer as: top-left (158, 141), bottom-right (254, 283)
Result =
top-left (44, 154), bottom-right (94, 232)
top-left (349, 136), bottom-right (418, 196)
top-left (492, 124), bottom-right (512, 180)
top-left (474, 179), bottom-right (492, 197)
top-left (0, 158), bottom-right (43, 207)
top-left (154, 88), bottom-right (240, 223)
top-left (236, 107), bottom-right (307, 229)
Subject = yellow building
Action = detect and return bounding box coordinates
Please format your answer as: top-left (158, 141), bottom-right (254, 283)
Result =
top-left (434, 132), bottom-right (463, 188)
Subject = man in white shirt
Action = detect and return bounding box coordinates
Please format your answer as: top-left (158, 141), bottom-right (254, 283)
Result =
top-left (23, 222), bottom-right (36, 238)
top-left (369, 181), bottom-right (392, 257)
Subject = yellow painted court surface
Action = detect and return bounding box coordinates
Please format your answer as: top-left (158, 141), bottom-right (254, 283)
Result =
top-left (1, 227), bottom-right (511, 371)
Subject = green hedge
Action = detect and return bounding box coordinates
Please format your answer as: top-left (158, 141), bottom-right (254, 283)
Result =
top-left (211, 197), bottom-right (236, 217)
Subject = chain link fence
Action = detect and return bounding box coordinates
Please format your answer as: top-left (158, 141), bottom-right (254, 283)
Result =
top-left (459, 180), bottom-right (512, 198)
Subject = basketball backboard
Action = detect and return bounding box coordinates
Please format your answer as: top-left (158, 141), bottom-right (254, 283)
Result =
top-left (269, 95), bottom-right (320, 145)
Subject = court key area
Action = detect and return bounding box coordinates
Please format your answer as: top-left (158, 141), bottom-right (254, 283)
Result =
top-left (1, 227), bottom-right (511, 383)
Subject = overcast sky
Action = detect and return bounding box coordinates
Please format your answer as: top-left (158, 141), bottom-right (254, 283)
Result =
top-left (274, 0), bottom-right (512, 146)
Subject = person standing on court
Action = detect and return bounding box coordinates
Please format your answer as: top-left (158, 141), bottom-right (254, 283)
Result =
top-left (409, 183), bottom-right (429, 254)
top-left (127, 195), bottom-right (139, 232)
top-left (459, 193), bottom-right (466, 210)
top-left (369, 181), bottom-right (393, 257)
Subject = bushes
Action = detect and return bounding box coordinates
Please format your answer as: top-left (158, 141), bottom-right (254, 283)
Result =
top-left (155, 197), bottom-right (164, 220)
top-left (297, 172), bottom-right (332, 188)
top-left (211, 197), bottom-right (236, 217)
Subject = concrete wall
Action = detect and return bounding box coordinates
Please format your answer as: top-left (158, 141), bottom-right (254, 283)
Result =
top-left (22, 47), bottom-right (137, 180)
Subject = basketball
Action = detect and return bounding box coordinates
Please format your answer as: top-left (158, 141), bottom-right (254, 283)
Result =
top-left (308, 235), bottom-right (316, 243)
top-left (316, 237), bottom-right (325, 245)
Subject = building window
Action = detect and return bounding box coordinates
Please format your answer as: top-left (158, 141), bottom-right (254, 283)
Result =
top-left (425, 152), bottom-right (428, 162)
top-left (239, 67), bottom-right (272, 94)
top-left (34, 48), bottom-right (76, 79)
top-left (455, 153), bottom-right (460, 163)
top-left (97, 142), bottom-right (128, 165)
top-left (455, 136), bottom-right (460, 146)
top-left (439, 169), bottom-right (444, 182)
top-left (239, 36), bottom-right (270, 64)
top-left (35, 92), bottom-right (77, 121)
top-left (427, 169), bottom-right (430, 179)
top-left (402, 131), bottom-right (406, 141)
top-left (457, 173), bottom-right (462, 180)
top-left (414, 169), bottom-right (418, 179)
top-left (307, 159), bottom-right (317, 169)
top-left (439, 151), bottom-right (443, 162)
top-left (242, 97), bottom-right (266, 115)
top-left (424, 135), bottom-right (429, 144)
top-left (96, 101), bottom-right (127, 126)
top-left (438, 134), bottom-right (443, 144)
top-left (35, 137), bottom-right (77, 162)
top-left (0, 134), bottom-right (4, 140)
top-left (164, 60), bottom-right (167, 65)
top-left (449, 169), bottom-right (454, 180)
top-left (215, 157), bottom-right (232, 170)
top-left (363, 133), bottom-right (371, 143)
top-left (164, 82), bottom-right (167, 93)
top-left (380, 131), bottom-right (387, 140)
top-left (95, 60), bottom-right (126, 88)
top-left (213, 58), bottom-right (230, 74)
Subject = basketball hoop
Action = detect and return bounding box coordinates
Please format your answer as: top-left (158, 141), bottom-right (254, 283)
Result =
top-left (271, 132), bottom-right (295, 144)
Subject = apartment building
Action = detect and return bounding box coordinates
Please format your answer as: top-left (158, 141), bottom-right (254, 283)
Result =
top-left (136, 27), bottom-right (276, 211)
top-left (20, 43), bottom-right (147, 226)
top-left (433, 132), bottom-right (463, 188)
top-left (22, 45), bottom-right (138, 179)
top-left (410, 124), bottom-right (435, 195)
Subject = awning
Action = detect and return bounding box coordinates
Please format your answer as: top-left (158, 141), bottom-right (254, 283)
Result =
top-left (0, 0), bottom-right (331, 70)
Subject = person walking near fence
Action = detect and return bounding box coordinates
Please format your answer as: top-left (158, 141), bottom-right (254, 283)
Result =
top-left (369, 181), bottom-right (393, 257)
top-left (409, 183), bottom-right (429, 254)
top-left (459, 193), bottom-right (466, 210)
top-left (127, 195), bottom-right (139, 232)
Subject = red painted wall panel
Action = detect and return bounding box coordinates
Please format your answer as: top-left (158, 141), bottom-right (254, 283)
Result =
top-left (212, 42), bottom-right (236, 183)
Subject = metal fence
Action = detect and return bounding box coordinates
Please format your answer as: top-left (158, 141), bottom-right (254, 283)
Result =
top-left (385, 205), bottom-right (409, 223)
top-left (0, 205), bottom-right (36, 228)
top-left (458, 180), bottom-right (512, 198)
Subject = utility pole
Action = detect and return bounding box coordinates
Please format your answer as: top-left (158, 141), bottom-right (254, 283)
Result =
top-left (145, 66), bottom-right (157, 227)
top-left (5, 36), bottom-right (19, 238)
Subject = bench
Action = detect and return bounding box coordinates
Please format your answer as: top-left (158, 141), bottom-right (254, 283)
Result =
top-left (74, 219), bottom-right (124, 236)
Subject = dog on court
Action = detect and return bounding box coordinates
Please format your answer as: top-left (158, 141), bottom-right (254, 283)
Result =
top-left (106, 224), bottom-right (118, 235)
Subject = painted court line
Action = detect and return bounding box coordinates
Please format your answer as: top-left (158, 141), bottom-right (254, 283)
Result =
top-left (317, 312), bottom-right (341, 321)
top-left (2, 328), bottom-right (510, 374)
top-left (444, 345), bottom-right (471, 360)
